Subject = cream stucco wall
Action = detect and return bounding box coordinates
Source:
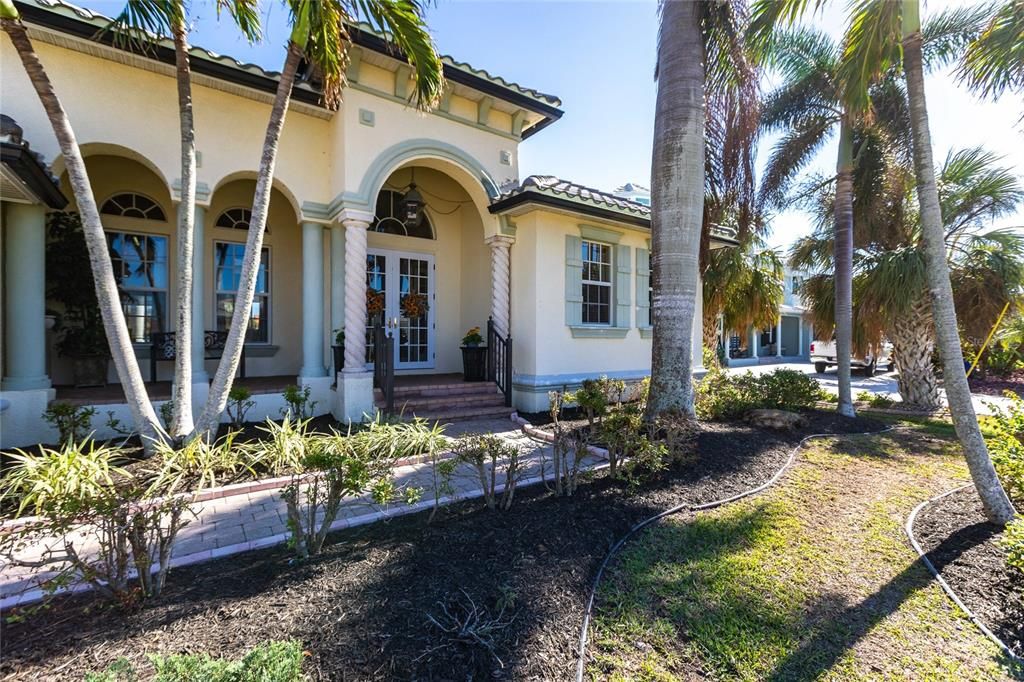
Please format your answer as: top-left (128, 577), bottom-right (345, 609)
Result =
top-left (509, 208), bottom-right (703, 412)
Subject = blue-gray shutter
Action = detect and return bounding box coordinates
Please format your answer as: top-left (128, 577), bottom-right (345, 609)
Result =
top-left (636, 247), bottom-right (650, 327)
top-left (615, 244), bottom-right (631, 328)
top-left (565, 234), bottom-right (583, 326)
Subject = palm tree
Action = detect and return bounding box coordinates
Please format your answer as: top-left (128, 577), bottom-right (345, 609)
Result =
top-left (1, 0), bottom-right (165, 448)
top-left (839, 0), bottom-right (1017, 524)
top-left (647, 0), bottom-right (753, 419)
top-left (702, 243), bottom-right (784, 363)
top-left (110, 0), bottom-right (261, 439)
top-left (191, 0), bottom-right (444, 437)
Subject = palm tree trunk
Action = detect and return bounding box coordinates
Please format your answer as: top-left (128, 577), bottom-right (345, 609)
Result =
top-left (2, 18), bottom-right (164, 449)
top-left (170, 20), bottom-right (195, 438)
top-left (646, 0), bottom-right (704, 419)
top-left (889, 294), bottom-right (939, 409)
top-left (902, 0), bottom-right (1016, 524)
top-left (192, 42), bottom-right (304, 438)
top-left (833, 120), bottom-right (856, 418)
top-left (703, 312), bottom-right (721, 367)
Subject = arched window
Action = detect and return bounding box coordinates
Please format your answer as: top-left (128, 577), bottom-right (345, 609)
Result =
top-left (100, 193), bottom-right (166, 221)
top-left (371, 189), bottom-right (433, 239)
top-left (216, 207), bottom-right (254, 230)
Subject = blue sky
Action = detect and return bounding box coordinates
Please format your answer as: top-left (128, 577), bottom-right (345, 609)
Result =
top-left (85, 0), bottom-right (1024, 251)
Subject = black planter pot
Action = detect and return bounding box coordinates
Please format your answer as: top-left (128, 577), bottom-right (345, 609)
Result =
top-left (332, 343), bottom-right (345, 375)
top-left (72, 355), bottom-right (108, 388)
top-left (461, 345), bottom-right (487, 382)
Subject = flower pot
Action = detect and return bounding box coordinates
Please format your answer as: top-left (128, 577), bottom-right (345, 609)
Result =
top-left (72, 355), bottom-right (108, 388)
top-left (332, 343), bottom-right (345, 376)
top-left (461, 345), bottom-right (487, 382)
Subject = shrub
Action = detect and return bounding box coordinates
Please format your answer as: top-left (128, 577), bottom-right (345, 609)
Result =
top-left (567, 376), bottom-right (626, 431)
top-left (1001, 517), bottom-right (1024, 577)
top-left (154, 431), bottom-right (253, 491)
top-left (86, 640), bottom-right (305, 682)
top-left (281, 385), bottom-right (317, 420)
top-left (41, 402), bottom-right (96, 446)
top-left (598, 409), bottom-right (642, 479)
top-left (450, 435), bottom-right (524, 511)
top-left (254, 416), bottom-right (311, 476)
top-left (696, 367), bottom-right (824, 420)
top-left (280, 420), bottom-right (442, 558)
top-left (0, 441), bottom-right (197, 601)
top-left (159, 401), bottom-right (175, 430)
top-left (227, 386), bottom-right (255, 427)
top-left (545, 390), bottom-right (590, 496)
top-left (984, 392), bottom-right (1024, 510)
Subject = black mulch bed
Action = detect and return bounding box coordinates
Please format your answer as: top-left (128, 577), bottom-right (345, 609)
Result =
top-left (913, 487), bottom-right (1024, 659)
top-left (0, 411), bottom-right (882, 681)
top-left (969, 372), bottom-right (1024, 398)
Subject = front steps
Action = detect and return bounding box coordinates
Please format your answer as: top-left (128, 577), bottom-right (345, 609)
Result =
top-left (374, 379), bottom-right (511, 422)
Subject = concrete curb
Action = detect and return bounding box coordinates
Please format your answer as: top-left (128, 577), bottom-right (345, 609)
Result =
top-left (905, 485), bottom-right (1023, 664)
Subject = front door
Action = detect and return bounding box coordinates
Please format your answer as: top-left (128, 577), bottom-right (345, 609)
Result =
top-left (366, 249), bottom-right (435, 370)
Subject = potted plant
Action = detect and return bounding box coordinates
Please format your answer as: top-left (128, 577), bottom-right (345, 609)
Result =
top-left (461, 327), bottom-right (486, 381)
top-left (46, 212), bottom-right (110, 387)
top-left (332, 328), bottom-right (345, 375)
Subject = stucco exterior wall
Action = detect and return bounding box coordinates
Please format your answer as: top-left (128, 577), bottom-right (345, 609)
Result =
top-left (509, 209), bottom-right (703, 412)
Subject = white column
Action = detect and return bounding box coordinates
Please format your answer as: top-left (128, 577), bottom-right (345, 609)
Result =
top-left (190, 205), bottom-right (208, 383)
top-left (2, 203), bottom-right (50, 391)
top-left (798, 318), bottom-right (804, 357)
top-left (341, 211), bottom-right (371, 372)
top-left (330, 223), bottom-right (346, 368)
top-left (776, 317), bottom-right (783, 357)
top-left (751, 327), bottom-right (758, 359)
top-left (300, 221), bottom-right (327, 378)
top-left (486, 235), bottom-right (513, 338)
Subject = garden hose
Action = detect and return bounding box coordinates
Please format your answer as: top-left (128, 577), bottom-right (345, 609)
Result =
top-left (573, 424), bottom-right (895, 682)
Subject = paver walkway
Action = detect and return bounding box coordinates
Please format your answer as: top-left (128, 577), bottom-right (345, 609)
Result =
top-left (0, 418), bottom-right (570, 608)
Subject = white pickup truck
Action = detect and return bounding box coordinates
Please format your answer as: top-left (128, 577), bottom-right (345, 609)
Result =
top-left (810, 338), bottom-right (893, 376)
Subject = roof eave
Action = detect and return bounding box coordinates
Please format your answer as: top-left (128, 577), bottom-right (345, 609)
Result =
top-left (1, 142), bottom-right (68, 208)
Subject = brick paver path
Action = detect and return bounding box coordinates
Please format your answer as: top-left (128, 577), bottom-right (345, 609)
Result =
top-left (1, 418), bottom-right (574, 608)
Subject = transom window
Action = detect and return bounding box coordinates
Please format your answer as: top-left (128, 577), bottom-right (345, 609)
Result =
top-left (216, 208), bottom-right (255, 230)
top-left (214, 242), bottom-right (271, 343)
top-left (100, 193), bottom-right (166, 221)
top-left (581, 240), bottom-right (612, 325)
top-left (371, 189), bottom-right (433, 239)
top-left (107, 231), bottom-right (168, 342)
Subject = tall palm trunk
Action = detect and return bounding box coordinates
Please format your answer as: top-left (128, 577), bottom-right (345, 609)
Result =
top-left (2, 17), bottom-right (164, 449)
top-left (834, 120), bottom-right (856, 418)
top-left (902, 0), bottom-right (1016, 524)
top-left (170, 20), bottom-right (195, 438)
top-left (192, 42), bottom-right (304, 438)
top-left (889, 294), bottom-right (939, 408)
top-left (703, 313), bottom-right (721, 367)
top-left (647, 0), bottom-right (704, 419)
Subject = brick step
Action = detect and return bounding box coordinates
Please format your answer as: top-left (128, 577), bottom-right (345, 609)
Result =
top-left (378, 382), bottom-right (501, 400)
top-left (388, 404), bottom-right (514, 423)
top-left (378, 392), bottom-right (506, 412)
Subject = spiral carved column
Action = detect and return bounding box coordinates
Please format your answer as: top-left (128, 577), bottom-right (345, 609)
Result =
top-left (486, 235), bottom-right (513, 338)
top-left (341, 211), bottom-right (372, 373)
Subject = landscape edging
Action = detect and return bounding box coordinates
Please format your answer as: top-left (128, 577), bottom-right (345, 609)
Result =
top-left (905, 485), bottom-right (1023, 664)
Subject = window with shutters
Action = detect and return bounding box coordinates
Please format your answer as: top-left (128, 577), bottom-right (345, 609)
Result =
top-left (581, 240), bottom-right (612, 325)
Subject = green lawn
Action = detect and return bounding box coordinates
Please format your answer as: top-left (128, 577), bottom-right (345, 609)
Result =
top-left (589, 422), bottom-right (1019, 681)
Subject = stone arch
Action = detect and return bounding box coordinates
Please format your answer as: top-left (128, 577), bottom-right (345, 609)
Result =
top-left (210, 171), bottom-right (302, 224)
top-left (50, 142), bottom-right (173, 198)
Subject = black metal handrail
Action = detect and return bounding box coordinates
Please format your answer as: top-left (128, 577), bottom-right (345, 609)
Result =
top-left (487, 317), bottom-right (513, 408)
top-left (372, 322), bottom-right (395, 414)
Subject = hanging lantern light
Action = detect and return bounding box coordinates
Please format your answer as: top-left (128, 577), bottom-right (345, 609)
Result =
top-left (400, 182), bottom-right (424, 227)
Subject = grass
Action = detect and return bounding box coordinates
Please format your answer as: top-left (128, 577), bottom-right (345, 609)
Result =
top-left (83, 640), bottom-right (306, 681)
top-left (589, 424), bottom-right (1018, 681)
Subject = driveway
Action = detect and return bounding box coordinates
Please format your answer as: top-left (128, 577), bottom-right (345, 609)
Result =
top-left (723, 361), bottom-right (1012, 415)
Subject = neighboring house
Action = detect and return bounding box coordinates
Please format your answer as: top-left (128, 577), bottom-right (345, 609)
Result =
top-left (723, 266), bottom-right (812, 366)
top-left (612, 182), bottom-right (650, 206)
top-left (0, 0), bottom-right (737, 447)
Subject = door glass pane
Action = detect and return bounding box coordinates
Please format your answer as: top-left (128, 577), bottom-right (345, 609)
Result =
top-left (366, 254), bottom-right (386, 364)
top-left (398, 257), bottom-right (430, 364)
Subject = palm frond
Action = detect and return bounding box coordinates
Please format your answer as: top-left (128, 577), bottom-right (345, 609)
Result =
top-left (758, 115), bottom-right (833, 209)
top-left (951, 228), bottom-right (1024, 338)
top-left (789, 233), bottom-right (833, 271)
top-left (748, 0), bottom-right (828, 53)
top-left (758, 26), bottom-right (838, 83)
top-left (354, 0), bottom-right (443, 110)
top-left (104, 0), bottom-right (177, 52)
top-left (938, 147), bottom-right (1024, 237)
top-left (960, 0), bottom-right (1024, 100)
top-left (921, 2), bottom-right (994, 70)
top-left (217, 0), bottom-right (262, 43)
top-left (760, 70), bottom-right (839, 132)
top-left (837, 0), bottom-right (903, 115)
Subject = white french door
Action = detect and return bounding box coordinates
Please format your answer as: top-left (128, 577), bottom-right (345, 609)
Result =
top-left (366, 249), bottom-right (436, 370)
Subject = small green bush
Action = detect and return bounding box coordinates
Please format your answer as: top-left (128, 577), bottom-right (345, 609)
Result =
top-left (281, 385), bottom-right (317, 420)
top-left (1001, 517), bottom-right (1024, 577)
top-left (450, 435), bottom-right (523, 511)
top-left (227, 386), bottom-right (255, 426)
top-left (696, 368), bottom-right (825, 420)
top-left (856, 391), bottom-right (895, 408)
top-left (85, 640), bottom-right (305, 682)
top-left (985, 392), bottom-right (1024, 510)
top-left (41, 402), bottom-right (96, 446)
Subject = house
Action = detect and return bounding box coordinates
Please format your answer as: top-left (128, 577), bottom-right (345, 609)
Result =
top-left (0, 0), bottom-right (736, 448)
top-left (722, 265), bottom-right (812, 366)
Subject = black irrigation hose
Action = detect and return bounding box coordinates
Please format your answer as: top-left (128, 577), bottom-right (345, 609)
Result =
top-left (905, 486), bottom-right (1024, 665)
top-left (573, 425), bottom-right (895, 682)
